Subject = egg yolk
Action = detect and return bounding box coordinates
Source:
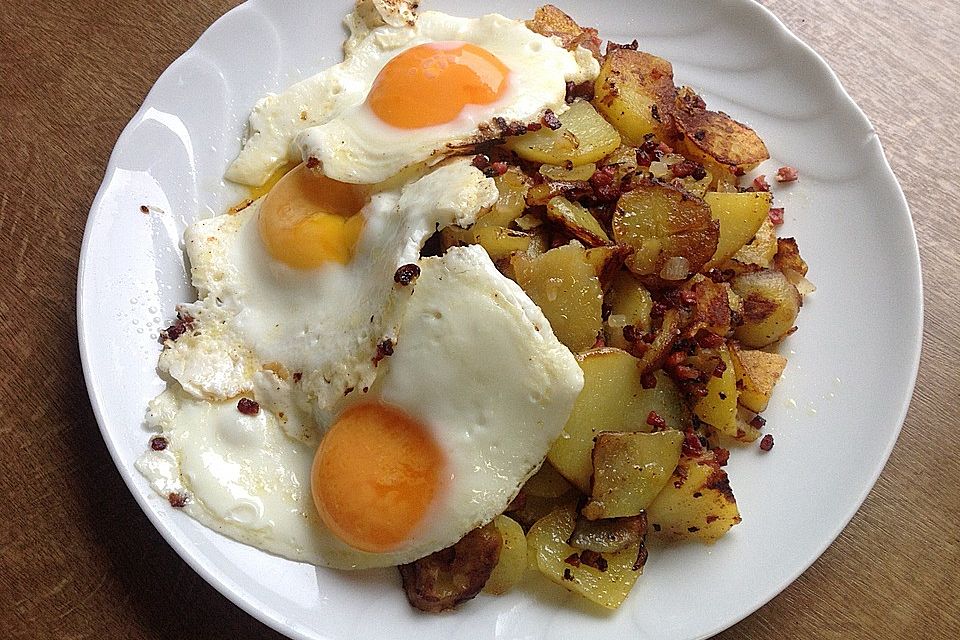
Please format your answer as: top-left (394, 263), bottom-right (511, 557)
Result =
top-left (311, 402), bottom-right (443, 553)
top-left (366, 41), bottom-right (510, 129)
top-left (258, 163), bottom-right (368, 269)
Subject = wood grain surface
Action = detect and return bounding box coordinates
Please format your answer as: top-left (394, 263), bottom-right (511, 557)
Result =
top-left (2, 0), bottom-right (957, 637)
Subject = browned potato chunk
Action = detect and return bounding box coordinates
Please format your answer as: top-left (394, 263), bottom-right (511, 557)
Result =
top-left (546, 196), bottom-right (610, 247)
top-left (730, 269), bottom-right (801, 347)
top-left (583, 244), bottom-right (632, 290)
top-left (703, 191), bottom-right (772, 270)
top-left (569, 513), bottom-right (647, 552)
top-left (731, 217), bottom-right (777, 267)
top-left (583, 430), bottom-right (684, 520)
top-left (527, 504), bottom-right (645, 609)
top-left (674, 87), bottom-right (769, 176)
top-left (729, 343), bottom-right (787, 413)
top-left (548, 348), bottom-right (686, 492)
top-left (523, 461), bottom-right (575, 498)
top-left (612, 180), bottom-right (719, 285)
top-left (399, 522), bottom-right (501, 612)
top-left (504, 100), bottom-right (621, 166)
top-left (692, 344), bottom-right (738, 437)
top-left (511, 243), bottom-right (604, 352)
top-left (593, 48), bottom-right (677, 144)
top-left (604, 271), bottom-right (653, 350)
top-left (475, 167), bottom-right (529, 228)
top-left (646, 448), bottom-right (741, 542)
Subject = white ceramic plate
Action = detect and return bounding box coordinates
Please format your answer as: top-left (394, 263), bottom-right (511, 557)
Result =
top-left (78, 1), bottom-right (922, 638)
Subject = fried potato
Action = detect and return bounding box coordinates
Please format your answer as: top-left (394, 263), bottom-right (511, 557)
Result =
top-left (604, 270), bottom-right (653, 350)
top-left (441, 225), bottom-right (534, 261)
top-left (730, 269), bottom-right (801, 348)
top-left (582, 430), bottom-right (683, 519)
top-left (527, 504), bottom-right (645, 609)
top-left (547, 348), bottom-right (686, 492)
top-left (729, 343), bottom-right (787, 413)
top-left (474, 167), bottom-right (529, 228)
top-left (483, 515), bottom-right (527, 595)
top-left (504, 100), bottom-right (621, 166)
top-left (583, 244), bottom-right (632, 290)
top-left (545, 196), bottom-right (610, 247)
top-left (731, 217), bottom-right (778, 267)
top-left (646, 448), bottom-right (741, 542)
top-left (511, 243), bottom-right (604, 352)
top-left (692, 344), bottom-right (738, 437)
top-left (568, 513), bottom-right (647, 552)
top-left (674, 87), bottom-right (769, 178)
top-left (612, 180), bottom-right (719, 285)
top-left (703, 191), bottom-right (772, 270)
top-left (526, 4), bottom-right (601, 57)
top-left (593, 48), bottom-right (677, 144)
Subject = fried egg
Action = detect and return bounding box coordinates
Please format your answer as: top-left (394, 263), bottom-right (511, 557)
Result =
top-left (139, 245), bottom-right (583, 568)
top-left (226, 3), bottom-right (599, 186)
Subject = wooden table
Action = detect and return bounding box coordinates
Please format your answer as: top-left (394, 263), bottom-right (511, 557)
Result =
top-left (3, 0), bottom-right (958, 637)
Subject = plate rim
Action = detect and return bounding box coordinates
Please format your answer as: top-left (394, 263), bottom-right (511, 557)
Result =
top-left (77, 1), bottom-right (923, 639)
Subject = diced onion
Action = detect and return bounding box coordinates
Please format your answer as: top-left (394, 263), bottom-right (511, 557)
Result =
top-left (659, 256), bottom-right (690, 281)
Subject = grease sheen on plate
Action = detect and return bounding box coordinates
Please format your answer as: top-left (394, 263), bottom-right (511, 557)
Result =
top-left (78, 1), bottom-right (921, 639)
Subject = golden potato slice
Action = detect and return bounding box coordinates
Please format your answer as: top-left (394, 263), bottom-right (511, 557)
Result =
top-left (511, 243), bottom-right (604, 352)
top-left (523, 461), bottom-right (575, 499)
top-left (646, 448), bottom-right (741, 542)
top-left (612, 180), bottom-right (719, 285)
top-left (527, 504), bottom-right (644, 609)
top-left (547, 348), bottom-right (686, 492)
top-left (593, 48), bottom-right (677, 144)
top-left (582, 430), bottom-right (684, 520)
top-left (475, 167), bottom-right (529, 228)
top-left (703, 191), bottom-right (772, 270)
top-left (731, 217), bottom-right (777, 267)
top-left (635, 307), bottom-right (682, 376)
top-left (730, 269), bottom-right (801, 348)
top-left (540, 162), bottom-right (597, 182)
top-left (674, 87), bottom-right (769, 175)
top-left (441, 225), bottom-right (534, 261)
top-left (604, 271), bottom-right (653, 350)
top-left (692, 344), bottom-right (738, 437)
top-left (546, 196), bottom-right (610, 247)
top-left (504, 100), bottom-right (621, 166)
top-left (729, 343), bottom-right (787, 413)
top-left (483, 515), bottom-right (527, 596)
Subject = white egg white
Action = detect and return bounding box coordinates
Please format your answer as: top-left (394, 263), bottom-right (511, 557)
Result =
top-left (226, 3), bottom-right (599, 187)
top-left (140, 245), bottom-right (583, 569)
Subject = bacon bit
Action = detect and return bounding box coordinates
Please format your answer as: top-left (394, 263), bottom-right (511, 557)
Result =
top-left (641, 331), bottom-right (656, 344)
top-left (712, 359), bottom-right (727, 378)
top-left (622, 325), bottom-right (640, 343)
top-left (768, 207), bottom-right (785, 225)
top-left (305, 156), bottom-right (321, 170)
top-left (563, 568), bottom-right (574, 581)
top-left (678, 289), bottom-right (698, 307)
top-left (484, 162), bottom-right (509, 178)
top-left (751, 175), bottom-right (771, 192)
top-left (775, 166), bottom-right (799, 182)
top-left (237, 398), bottom-right (260, 415)
top-left (712, 447), bottom-right (730, 466)
top-left (656, 142), bottom-right (674, 155)
top-left (682, 430), bottom-right (704, 457)
top-left (372, 338), bottom-right (395, 366)
top-left (671, 160), bottom-right (701, 179)
top-left (159, 313), bottom-right (194, 343)
top-left (696, 331), bottom-right (724, 349)
top-left (650, 301), bottom-right (667, 319)
top-left (749, 414), bottom-right (767, 430)
top-left (578, 550), bottom-right (608, 572)
top-left (640, 372), bottom-right (658, 389)
top-left (665, 350), bottom-right (686, 368)
top-left (139, 204), bottom-right (150, 214)
top-left (652, 523), bottom-right (661, 532)
top-left (527, 122), bottom-right (543, 131)
top-left (542, 109), bottom-right (562, 131)
top-left (471, 154), bottom-right (491, 170)
top-left (591, 334), bottom-right (606, 349)
top-left (673, 365), bottom-right (702, 381)
top-left (168, 492), bottom-right (188, 508)
top-left (292, 372), bottom-right (302, 383)
top-left (646, 410), bottom-right (667, 430)
top-left (394, 263), bottom-right (421, 286)
top-left (149, 436), bottom-right (168, 451)
top-left (759, 434), bottom-right (775, 451)
top-left (564, 553), bottom-right (582, 567)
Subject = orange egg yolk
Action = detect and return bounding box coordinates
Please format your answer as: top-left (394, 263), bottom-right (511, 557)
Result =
top-left (366, 41), bottom-right (510, 129)
top-left (258, 163), bottom-right (368, 269)
top-left (311, 402), bottom-right (444, 553)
